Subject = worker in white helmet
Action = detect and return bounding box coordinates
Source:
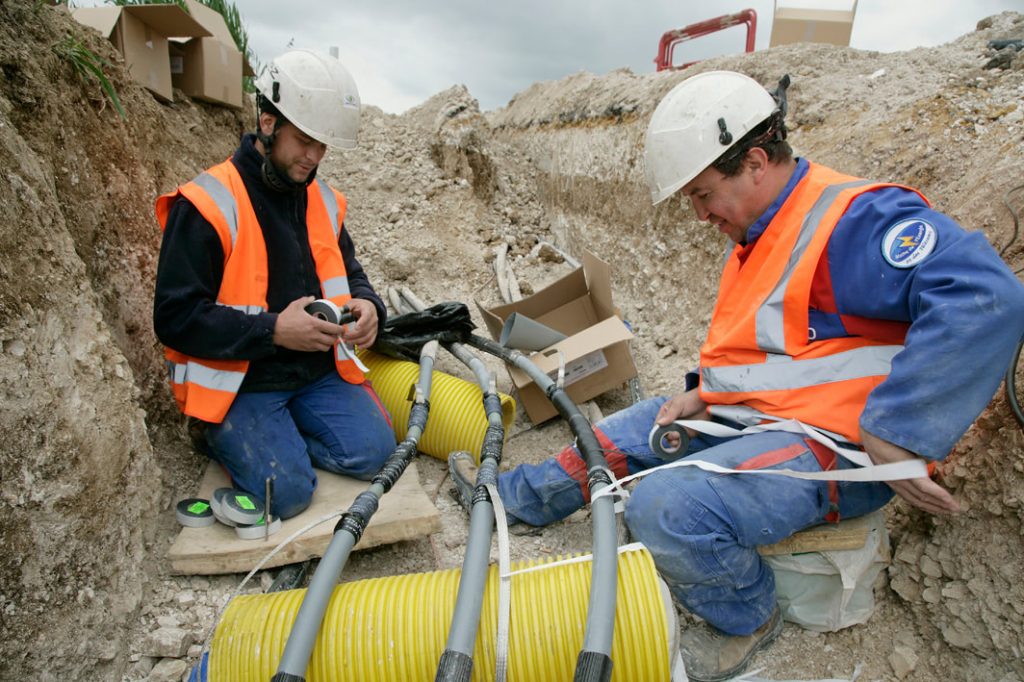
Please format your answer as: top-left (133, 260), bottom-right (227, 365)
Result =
top-left (154, 50), bottom-right (395, 520)
top-left (450, 71), bottom-right (1024, 680)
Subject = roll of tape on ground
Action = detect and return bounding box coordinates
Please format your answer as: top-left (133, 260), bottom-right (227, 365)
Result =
top-left (235, 516), bottom-right (283, 540)
top-left (176, 498), bottom-right (215, 528)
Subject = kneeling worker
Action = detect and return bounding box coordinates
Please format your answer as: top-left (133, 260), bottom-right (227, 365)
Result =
top-left (450, 71), bottom-right (1024, 680)
top-left (154, 50), bottom-right (395, 519)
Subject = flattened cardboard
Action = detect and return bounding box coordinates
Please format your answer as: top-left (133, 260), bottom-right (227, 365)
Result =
top-left (769, 1), bottom-right (857, 48)
top-left (479, 250), bottom-right (637, 423)
top-left (72, 4), bottom-right (210, 102)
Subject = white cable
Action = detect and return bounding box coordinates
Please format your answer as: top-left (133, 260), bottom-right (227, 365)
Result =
top-left (485, 483), bottom-right (512, 682)
top-left (198, 510), bottom-right (344, 660)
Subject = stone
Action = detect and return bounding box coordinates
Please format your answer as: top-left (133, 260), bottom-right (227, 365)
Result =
top-left (890, 573), bottom-right (921, 602)
top-left (130, 656), bottom-right (156, 677)
top-left (890, 645), bottom-right (919, 679)
top-left (942, 621), bottom-right (976, 649)
top-left (148, 658), bottom-right (189, 682)
top-left (919, 555), bottom-right (943, 579)
top-left (942, 581), bottom-right (968, 600)
top-left (143, 627), bottom-right (194, 659)
top-left (156, 614), bottom-right (180, 629)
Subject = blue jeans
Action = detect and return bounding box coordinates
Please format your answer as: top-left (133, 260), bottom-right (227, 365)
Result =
top-left (204, 372), bottom-right (396, 519)
top-left (496, 397), bottom-right (894, 634)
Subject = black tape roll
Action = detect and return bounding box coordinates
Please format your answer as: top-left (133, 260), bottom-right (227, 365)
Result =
top-left (305, 299), bottom-right (355, 325)
top-left (650, 423), bottom-right (690, 459)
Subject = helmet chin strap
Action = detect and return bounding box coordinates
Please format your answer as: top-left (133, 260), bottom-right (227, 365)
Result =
top-left (260, 155), bottom-right (308, 193)
top-left (257, 123), bottom-right (309, 193)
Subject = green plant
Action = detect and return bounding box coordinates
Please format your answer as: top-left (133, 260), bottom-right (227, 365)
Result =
top-left (52, 35), bottom-right (127, 120)
top-left (109, 0), bottom-right (260, 91)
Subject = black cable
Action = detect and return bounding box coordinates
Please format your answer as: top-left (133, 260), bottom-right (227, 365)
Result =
top-left (1007, 337), bottom-right (1023, 430)
top-left (997, 184), bottom-right (1024, 427)
top-left (998, 183), bottom-right (1024, 273)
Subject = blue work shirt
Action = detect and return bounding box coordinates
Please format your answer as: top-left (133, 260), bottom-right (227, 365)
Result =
top-left (731, 158), bottom-right (1024, 460)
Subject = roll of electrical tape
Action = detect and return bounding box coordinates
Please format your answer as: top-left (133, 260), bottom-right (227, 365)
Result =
top-left (648, 423), bottom-right (690, 460)
top-left (305, 299), bottom-right (355, 326)
top-left (175, 498), bottom-right (215, 527)
top-left (221, 489), bottom-right (265, 526)
top-left (211, 487), bottom-right (238, 527)
top-left (235, 516), bottom-right (282, 540)
top-left (305, 299), bottom-right (342, 324)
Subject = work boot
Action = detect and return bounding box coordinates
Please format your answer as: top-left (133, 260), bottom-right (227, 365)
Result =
top-left (679, 606), bottom-right (783, 682)
top-left (448, 451), bottom-right (478, 513)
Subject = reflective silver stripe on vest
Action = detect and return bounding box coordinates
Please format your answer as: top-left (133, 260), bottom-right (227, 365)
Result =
top-left (755, 179), bottom-right (872, 354)
top-left (707, 404), bottom-right (851, 444)
top-left (193, 172), bottom-right (240, 249)
top-left (315, 178), bottom-right (341, 238)
top-left (167, 359), bottom-right (246, 393)
top-left (322, 276), bottom-right (350, 299)
top-left (220, 303), bottom-right (266, 315)
top-left (702, 344), bottom-right (903, 393)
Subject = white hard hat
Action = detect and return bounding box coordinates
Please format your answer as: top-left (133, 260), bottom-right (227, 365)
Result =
top-left (255, 49), bottom-right (361, 150)
top-left (644, 71), bottom-right (779, 205)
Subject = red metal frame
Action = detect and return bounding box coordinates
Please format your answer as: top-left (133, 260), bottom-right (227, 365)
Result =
top-left (654, 9), bottom-right (758, 72)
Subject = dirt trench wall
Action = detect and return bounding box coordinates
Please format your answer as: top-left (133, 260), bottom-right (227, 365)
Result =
top-left (0, 3), bottom-right (243, 679)
top-left (438, 12), bottom-right (1024, 676)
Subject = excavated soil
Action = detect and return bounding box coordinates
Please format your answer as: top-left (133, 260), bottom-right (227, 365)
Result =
top-left (1, 2), bottom-right (1022, 680)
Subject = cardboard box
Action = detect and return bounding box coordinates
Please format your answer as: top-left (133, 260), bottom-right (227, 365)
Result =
top-left (769, 1), bottom-right (857, 48)
top-left (72, 4), bottom-right (210, 102)
top-left (169, 0), bottom-right (253, 109)
top-left (478, 250), bottom-right (637, 424)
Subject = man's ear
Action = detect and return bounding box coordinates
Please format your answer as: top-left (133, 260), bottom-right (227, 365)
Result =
top-left (258, 111), bottom-right (277, 137)
top-left (745, 147), bottom-right (769, 183)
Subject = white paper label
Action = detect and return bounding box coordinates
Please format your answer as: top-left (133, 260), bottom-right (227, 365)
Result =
top-left (544, 349), bottom-right (608, 387)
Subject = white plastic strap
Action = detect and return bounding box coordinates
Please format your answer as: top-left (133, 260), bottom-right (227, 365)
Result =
top-left (672, 649), bottom-right (689, 682)
top-left (500, 542), bottom-right (647, 579)
top-left (591, 419), bottom-right (926, 505)
top-left (661, 417), bottom-right (873, 468)
top-left (485, 483), bottom-right (511, 682)
top-left (336, 339), bottom-right (370, 373)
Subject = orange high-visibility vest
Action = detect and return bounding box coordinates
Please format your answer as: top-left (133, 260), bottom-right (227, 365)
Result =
top-left (155, 159), bottom-right (365, 423)
top-left (699, 162), bottom-right (929, 443)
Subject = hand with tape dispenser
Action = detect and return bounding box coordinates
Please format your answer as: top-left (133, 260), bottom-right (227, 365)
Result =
top-left (649, 389), bottom-right (709, 459)
top-left (273, 295), bottom-right (378, 351)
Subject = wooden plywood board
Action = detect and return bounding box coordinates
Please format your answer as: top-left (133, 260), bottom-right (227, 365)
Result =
top-left (758, 514), bottom-right (872, 556)
top-left (168, 461), bottom-right (440, 575)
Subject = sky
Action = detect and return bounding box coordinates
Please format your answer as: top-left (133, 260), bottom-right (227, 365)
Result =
top-left (76, 0), bottom-right (1024, 113)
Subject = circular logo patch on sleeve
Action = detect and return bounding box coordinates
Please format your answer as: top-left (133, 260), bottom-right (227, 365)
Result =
top-left (881, 219), bottom-right (937, 268)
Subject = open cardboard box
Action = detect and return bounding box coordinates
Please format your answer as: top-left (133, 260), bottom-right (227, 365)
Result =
top-left (769, 1), bottom-right (858, 48)
top-left (72, 4), bottom-right (210, 103)
top-left (478, 250), bottom-right (637, 424)
top-left (169, 0), bottom-right (254, 109)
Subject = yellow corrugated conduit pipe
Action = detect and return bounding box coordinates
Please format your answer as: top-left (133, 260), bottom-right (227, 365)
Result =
top-left (209, 545), bottom-right (676, 681)
top-left (357, 349), bottom-right (517, 464)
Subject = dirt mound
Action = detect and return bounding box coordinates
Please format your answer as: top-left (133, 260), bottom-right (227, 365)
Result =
top-left (1, 2), bottom-right (1022, 680)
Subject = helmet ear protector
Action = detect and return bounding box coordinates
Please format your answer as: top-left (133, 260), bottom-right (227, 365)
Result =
top-left (712, 75), bottom-right (791, 171)
top-left (255, 92), bottom-right (286, 154)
